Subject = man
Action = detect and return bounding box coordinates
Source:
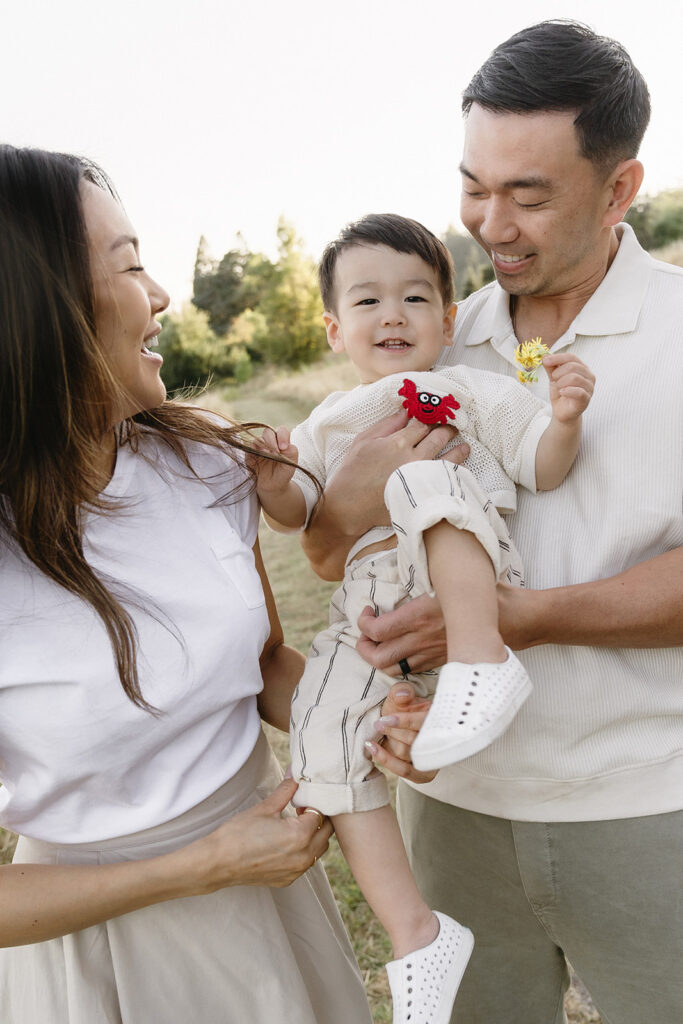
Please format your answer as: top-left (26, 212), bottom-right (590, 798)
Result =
top-left (302, 20), bottom-right (683, 1024)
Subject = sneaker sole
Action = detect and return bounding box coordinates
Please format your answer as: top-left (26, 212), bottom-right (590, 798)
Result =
top-left (412, 676), bottom-right (533, 771)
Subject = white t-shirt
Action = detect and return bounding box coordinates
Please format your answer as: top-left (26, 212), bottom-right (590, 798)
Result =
top-left (413, 224), bottom-right (683, 821)
top-left (0, 431), bottom-right (270, 843)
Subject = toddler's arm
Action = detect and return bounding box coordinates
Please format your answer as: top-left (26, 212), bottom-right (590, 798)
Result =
top-left (535, 352), bottom-right (595, 490)
top-left (249, 426), bottom-right (308, 532)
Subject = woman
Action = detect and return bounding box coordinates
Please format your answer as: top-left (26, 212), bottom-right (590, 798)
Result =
top-left (0, 145), bottom-right (383, 1023)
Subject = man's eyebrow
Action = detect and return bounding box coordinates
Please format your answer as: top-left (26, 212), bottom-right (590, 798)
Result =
top-left (459, 163), bottom-right (553, 190)
top-left (110, 234), bottom-right (138, 251)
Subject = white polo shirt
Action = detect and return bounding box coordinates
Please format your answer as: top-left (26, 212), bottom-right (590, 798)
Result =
top-left (0, 432), bottom-right (270, 842)
top-left (415, 224), bottom-right (683, 821)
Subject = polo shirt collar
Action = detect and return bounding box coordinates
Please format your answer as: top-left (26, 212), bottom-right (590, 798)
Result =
top-left (463, 224), bottom-right (652, 359)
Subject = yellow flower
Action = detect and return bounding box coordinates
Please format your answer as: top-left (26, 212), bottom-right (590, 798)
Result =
top-left (514, 338), bottom-right (549, 383)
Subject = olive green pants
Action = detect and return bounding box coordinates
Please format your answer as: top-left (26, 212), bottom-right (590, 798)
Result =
top-left (398, 783), bottom-right (683, 1024)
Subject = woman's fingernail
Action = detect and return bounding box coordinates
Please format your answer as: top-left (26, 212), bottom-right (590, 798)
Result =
top-left (284, 764), bottom-right (293, 779)
top-left (364, 741), bottom-right (378, 755)
top-left (375, 715), bottom-right (399, 729)
top-left (393, 688), bottom-right (411, 699)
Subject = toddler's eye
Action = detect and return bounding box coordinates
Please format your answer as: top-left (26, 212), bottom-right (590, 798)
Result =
top-left (405, 295), bottom-right (426, 302)
top-left (356, 298), bottom-right (378, 306)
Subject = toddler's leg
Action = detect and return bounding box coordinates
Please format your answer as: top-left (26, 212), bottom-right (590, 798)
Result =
top-left (424, 518), bottom-right (505, 664)
top-left (384, 462), bottom-right (532, 770)
top-left (334, 807), bottom-right (473, 1024)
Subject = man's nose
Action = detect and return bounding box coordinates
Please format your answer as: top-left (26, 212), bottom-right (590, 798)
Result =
top-left (479, 197), bottom-right (519, 247)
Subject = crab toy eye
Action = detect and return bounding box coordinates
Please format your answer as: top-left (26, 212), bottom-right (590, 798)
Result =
top-left (418, 392), bottom-right (430, 403)
top-left (430, 395), bottom-right (441, 405)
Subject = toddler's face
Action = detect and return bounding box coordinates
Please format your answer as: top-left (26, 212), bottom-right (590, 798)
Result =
top-left (324, 244), bottom-right (455, 384)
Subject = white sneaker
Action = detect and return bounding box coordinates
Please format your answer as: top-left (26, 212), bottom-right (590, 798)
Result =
top-left (411, 648), bottom-right (532, 771)
top-left (386, 912), bottom-right (474, 1024)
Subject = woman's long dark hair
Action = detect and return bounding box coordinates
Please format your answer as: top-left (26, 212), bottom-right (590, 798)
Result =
top-left (0, 145), bottom-right (312, 709)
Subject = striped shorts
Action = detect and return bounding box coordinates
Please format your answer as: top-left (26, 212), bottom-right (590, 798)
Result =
top-left (290, 461), bottom-right (524, 816)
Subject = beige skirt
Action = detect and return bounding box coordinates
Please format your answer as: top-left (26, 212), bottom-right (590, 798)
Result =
top-left (0, 731), bottom-right (372, 1024)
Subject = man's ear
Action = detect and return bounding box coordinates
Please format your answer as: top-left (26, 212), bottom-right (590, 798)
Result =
top-left (323, 311), bottom-right (344, 353)
top-left (602, 159), bottom-right (645, 228)
top-left (442, 303), bottom-right (457, 346)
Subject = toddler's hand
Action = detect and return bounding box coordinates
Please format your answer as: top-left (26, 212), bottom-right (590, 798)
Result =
top-left (249, 426), bottom-right (299, 498)
top-left (543, 352), bottom-right (595, 424)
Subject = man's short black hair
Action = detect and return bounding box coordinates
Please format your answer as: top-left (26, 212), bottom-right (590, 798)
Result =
top-left (319, 213), bottom-right (455, 313)
top-left (462, 20), bottom-right (650, 169)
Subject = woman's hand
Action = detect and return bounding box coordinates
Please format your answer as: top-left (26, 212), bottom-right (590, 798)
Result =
top-left (187, 778), bottom-right (333, 891)
top-left (364, 682), bottom-right (437, 784)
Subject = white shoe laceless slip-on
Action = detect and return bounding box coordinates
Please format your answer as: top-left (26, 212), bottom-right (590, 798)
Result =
top-left (386, 912), bottom-right (474, 1024)
top-left (411, 648), bottom-right (533, 771)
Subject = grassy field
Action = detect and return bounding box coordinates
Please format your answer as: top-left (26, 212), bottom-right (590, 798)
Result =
top-left (0, 356), bottom-right (602, 1021)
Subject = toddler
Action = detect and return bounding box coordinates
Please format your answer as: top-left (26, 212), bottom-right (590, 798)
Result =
top-left (253, 214), bottom-right (594, 1024)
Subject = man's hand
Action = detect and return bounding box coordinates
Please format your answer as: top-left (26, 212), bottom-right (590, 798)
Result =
top-left (356, 595), bottom-right (448, 675)
top-left (302, 410), bottom-right (470, 580)
top-left (364, 682), bottom-right (437, 784)
top-left (355, 586), bottom-right (545, 680)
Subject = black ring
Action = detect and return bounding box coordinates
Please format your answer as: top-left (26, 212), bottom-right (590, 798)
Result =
top-left (398, 657), bottom-right (412, 678)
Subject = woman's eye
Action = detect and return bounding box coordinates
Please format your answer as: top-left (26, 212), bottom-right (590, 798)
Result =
top-left (128, 265), bottom-right (145, 273)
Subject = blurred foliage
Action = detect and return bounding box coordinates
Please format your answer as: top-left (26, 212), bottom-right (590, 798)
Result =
top-left (251, 219), bottom-right (327, 368)
top-left (442, 225), bottom-right (492, 298)
top-left (625, 188), bottom-right (683, 250)
top-left (158, 305), bottom-right (245, 391)
top-left (190, 220), bottom-right (326, 378)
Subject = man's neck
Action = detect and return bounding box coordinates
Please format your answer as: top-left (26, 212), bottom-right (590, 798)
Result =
top-left (510, 230), bottom-right (620, 348)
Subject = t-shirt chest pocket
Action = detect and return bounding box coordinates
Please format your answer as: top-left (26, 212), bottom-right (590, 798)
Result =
top-left (204, 511), bottom-right (265, 611)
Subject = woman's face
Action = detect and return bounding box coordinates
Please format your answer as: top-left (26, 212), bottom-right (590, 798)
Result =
top-left (82, 182), bottom-right (170, 423)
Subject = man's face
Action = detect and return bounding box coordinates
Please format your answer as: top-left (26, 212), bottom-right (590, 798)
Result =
top-left (460, 105), bottom-right (612, 299)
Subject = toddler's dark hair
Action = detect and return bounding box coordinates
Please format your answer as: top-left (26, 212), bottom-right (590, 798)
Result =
top-left (319, 213), bottom-right (455, 312)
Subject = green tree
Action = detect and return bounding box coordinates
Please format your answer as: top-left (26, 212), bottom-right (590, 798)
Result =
top-left (158, 304), bottom-right (238, 391)
top-left (625, 189), bottom-right (683, 250)
top-left (252, 219), bottom-right (327, 368)
top-left (192, 235), bottom-right (254, 336)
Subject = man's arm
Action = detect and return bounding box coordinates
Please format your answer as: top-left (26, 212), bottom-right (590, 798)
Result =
top-left (497, 547), bottom-right (683, 650)
top-left (356, 547), bottom-right (683, 676)
top-left (301, 411), bottom-right (469, 581)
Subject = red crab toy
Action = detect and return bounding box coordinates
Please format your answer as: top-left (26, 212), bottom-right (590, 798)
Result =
top-left (398, 378), bottom-right (460, 425)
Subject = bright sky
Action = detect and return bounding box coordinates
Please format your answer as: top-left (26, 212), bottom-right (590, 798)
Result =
top-left (3, 0), bottom-right (681, 306)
